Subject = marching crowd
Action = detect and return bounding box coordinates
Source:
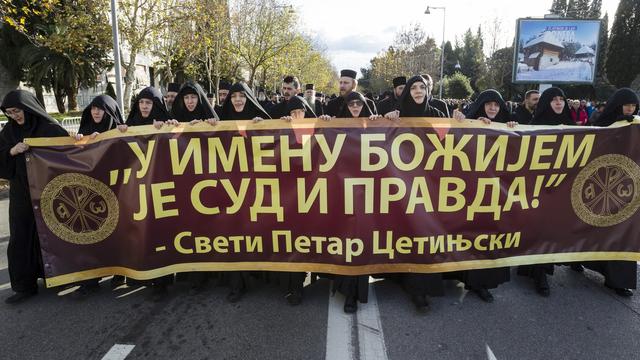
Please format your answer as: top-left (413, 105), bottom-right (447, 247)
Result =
top-left (1, 68), bottom-right (639, 314)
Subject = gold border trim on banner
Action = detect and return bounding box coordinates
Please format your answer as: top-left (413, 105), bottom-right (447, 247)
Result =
top-left (44, 251), bottom-right (640, 287)
top-left (25, 117), bottom-right (640, 148)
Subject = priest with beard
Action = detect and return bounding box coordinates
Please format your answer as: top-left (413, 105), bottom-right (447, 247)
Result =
top-left (1, 90), bottom-right (69, 304)
top-left (303, 83), bottom-right (325, 116)
top-left (377, 76), bottom-right (406, 117)
top-left (325, 69), bottom-right (377, 117)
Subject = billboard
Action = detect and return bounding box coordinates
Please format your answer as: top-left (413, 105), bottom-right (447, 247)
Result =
top-left (512, 18), bottom-right (601, 84)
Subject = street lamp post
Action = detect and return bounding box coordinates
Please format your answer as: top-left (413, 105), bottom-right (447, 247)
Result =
top-left (425, 5), bottom-right (446, 99)
top-left (110, 0), bottom-right (124, 111)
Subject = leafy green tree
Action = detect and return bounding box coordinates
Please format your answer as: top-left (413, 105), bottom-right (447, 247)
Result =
top-left (606, 0), bottom-right (640, 87)
top-left (2, 0), bottom-right (112, 112)
top-left (444, 72), bottom-right (473, 99)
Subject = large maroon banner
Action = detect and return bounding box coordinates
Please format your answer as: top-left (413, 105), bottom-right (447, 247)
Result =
top-left (24, 118), bottom-right (640, 287)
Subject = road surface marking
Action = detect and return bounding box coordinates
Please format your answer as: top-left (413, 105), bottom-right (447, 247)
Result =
top-left (486, 344), bottom-right (498, 360)
top-left (101, 344), bottom-right (135, 360)
top-left (325, 282), bottom-right (388, 360)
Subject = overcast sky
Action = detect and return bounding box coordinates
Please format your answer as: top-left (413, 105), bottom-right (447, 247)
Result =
top-left (288, 0), bottom-right (621, 77)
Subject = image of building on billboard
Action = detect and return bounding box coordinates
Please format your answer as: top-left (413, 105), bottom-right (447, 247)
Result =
top-left (513, 19), bottom-right (601, 84)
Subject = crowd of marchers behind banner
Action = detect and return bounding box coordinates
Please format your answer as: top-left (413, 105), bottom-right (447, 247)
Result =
top-left (1, 68), bottom-right (639, 314)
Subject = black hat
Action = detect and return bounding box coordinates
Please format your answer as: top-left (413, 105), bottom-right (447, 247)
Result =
top-left (219, 81), bottom-right (231, 90)
top-left (167, 82), bottom-right (180, 93)
top-left (316, 92), bottom-right (324, 97)
top-left (207, 93), bottom-right (214, 98)
top-left (392, 76), bottom-right (406, 88)
top-left (340, 69), bottom-right (357, 79)
top-left (305, 84), bottom-right (315, 90)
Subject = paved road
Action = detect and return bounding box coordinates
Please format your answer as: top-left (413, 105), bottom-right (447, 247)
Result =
top-left (1, 195), bottom-right (640, 359)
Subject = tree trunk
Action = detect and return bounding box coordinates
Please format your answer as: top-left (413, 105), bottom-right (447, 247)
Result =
top-left (65, 82), bottom-right (79, 111)
top-left (205, 48), bottom-right (213, 93)
top-left (260, 67), bottom-right (267, 90)
top-left (214, 76), bottom-right (220, 106)
top-left (53, 86), bottom-right (66, 114)
top-left (123, 49), bottom-right (138, 112)
top-left (165, 53), bottom-right (174, 85)
top-left (213, 40), bottom-right (221, 95)
top-left (34, 84), bottom-right (45, 111)
top-left (248, 65), bottom-right (258, 88)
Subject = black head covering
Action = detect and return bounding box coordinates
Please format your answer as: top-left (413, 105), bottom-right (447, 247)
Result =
top-left (79, 95), bottom-right (124, 135)
top-left (305, 84), bottom-right (315, 90)
top-left (338, 92), bottom-right (372, 118)
top-left (531, 87), bottom-right (574, 126)
top-left (167, 82), bottom-right (180, 93)
top-left (398, 76), bottom-right (445, 118)
top-left (286, 96), bottom-right (316, 117)
top-left (340, 69), bottom-right (357, 79)
top-left (220, 82), bottom-right (271, 121)
top-left (392, 76), bottom-right (407, 88)
top-left (1, 90), bottom-right (62, 142)
top-left (126, 87), bottom-right (171, 126)
top-left (219, 81), bottom-right (231, 91)
top-left (464, 89), bottom-right (511, 123)
top-left (596, 88), bottom-right (640, 127)
top-left (171, 82), bottom-right (219, 121)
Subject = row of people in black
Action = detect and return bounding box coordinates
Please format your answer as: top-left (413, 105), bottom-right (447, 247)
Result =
top-left (1, 69), bottom-right (639, 313)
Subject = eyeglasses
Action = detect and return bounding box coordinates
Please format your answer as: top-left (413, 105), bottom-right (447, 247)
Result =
top-left (347, 100), bottom-right (364, 108)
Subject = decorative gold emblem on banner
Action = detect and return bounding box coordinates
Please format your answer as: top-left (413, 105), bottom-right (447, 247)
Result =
top-left (40, 173), bottom-right (119, 244)
top-left (572, 154), bottom-right (640, 227)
